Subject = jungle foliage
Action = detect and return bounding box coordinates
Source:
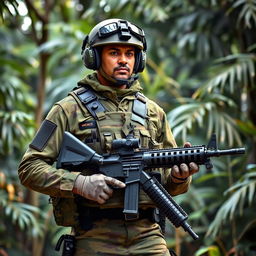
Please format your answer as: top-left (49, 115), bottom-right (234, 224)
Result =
top-left (0, 0), bottom-right (256, 256)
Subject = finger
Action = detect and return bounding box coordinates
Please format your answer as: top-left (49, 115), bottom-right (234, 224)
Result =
top-left (189, 162), bottom-right (200, 175)
top-left (171, 165), bottom-right (181, 177)
top-left (96, 196), bottom-right (106, 204)
top-left (184, 142), bottom-right (192, 148)
top-left (86, 192), bottom-right (106, 204)
top-left (179, 163), bottom-right (189, 178)
top-left (99, 192), bottom-right (110, 201)
top-left (171, 165), bottom-right (189, 179)
top-left (103, 185), bottom-right (113, 196)
top-left (171, 165), bottom-right (188, 184)
top-left (105, 176), bottom-right (126, 188)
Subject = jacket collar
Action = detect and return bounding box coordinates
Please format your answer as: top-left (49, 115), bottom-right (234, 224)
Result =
top-left (78, 72), bottom-right (143, 101)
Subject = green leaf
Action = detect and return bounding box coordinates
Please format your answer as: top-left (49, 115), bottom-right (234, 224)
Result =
top-left (195, 246), bottom-right (221, 256)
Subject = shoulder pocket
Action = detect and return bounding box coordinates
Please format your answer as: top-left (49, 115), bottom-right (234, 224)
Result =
top-left (29, 120), bottom-right (57, 151)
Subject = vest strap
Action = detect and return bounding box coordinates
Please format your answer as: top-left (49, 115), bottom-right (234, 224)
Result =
top-left (131, 92), bottom-right (147, 126)
top-left (75, 87), bottom-right (106, 120)
top-left (74, 86), bottom-right (147, 127)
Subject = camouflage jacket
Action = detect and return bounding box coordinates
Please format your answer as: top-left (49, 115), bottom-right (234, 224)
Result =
top-left (18, 73), bottom-right (191, 211)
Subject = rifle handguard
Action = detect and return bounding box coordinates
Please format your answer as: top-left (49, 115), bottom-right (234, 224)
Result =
top-left (140, 171), bottom-right (199, 240)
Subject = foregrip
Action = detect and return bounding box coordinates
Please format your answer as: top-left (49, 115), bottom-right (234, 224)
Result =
top-left (140, 171), bottom-right (199, 240)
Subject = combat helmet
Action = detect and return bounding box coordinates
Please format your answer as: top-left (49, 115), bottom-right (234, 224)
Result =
top-left (81, 18), bottom-right (147, 74)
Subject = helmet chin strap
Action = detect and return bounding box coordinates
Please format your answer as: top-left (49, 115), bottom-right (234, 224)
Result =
top-left (99, 67), bottom-right (139, 88)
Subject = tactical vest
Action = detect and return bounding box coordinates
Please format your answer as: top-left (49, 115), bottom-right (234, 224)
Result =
top-left (52, 85), bottom-right (155, 227)
top-left (74, 85), bottom-right (149, 151)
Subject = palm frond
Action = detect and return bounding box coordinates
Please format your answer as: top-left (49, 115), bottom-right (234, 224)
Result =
top-left (0, 0), bottom-right (19, 21)
top-left (232, 0), bottom-right (256, 29)
top-left (193, 54), bottom-right (256, 98)
top-left (207, 167), bottom-right (256, 238)
top-left (0, 190), bottom-right (44, 237)
top-left (0, 110), bottom-right (34, 154)
top-left (168, 95), bottom-right (242, 146)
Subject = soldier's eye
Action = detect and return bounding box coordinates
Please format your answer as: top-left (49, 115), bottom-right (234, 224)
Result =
top-left (110, 51), bottom-right (118, 56)
top-left (126, 52), bottom-right (134, 57)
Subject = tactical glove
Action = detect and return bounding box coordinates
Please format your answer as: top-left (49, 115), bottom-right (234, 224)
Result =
top-left (73, 174), bottom-right (126, 204)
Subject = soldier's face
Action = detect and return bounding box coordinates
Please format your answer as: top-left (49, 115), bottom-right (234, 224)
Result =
top-left (100, 44), bottom-right (135, 82)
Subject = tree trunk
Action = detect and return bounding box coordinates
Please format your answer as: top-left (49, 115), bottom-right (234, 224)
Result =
top-left (23, 1), bottom-right (51, 255)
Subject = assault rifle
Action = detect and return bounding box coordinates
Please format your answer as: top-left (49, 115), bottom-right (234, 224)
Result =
top-left (57, 132), bottom-right (245, 240)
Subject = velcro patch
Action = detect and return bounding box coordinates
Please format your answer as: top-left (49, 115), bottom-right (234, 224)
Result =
top-left (79, 120), bottom-right (97, 130)
top-left (29, 119), bottom-right (57, 152)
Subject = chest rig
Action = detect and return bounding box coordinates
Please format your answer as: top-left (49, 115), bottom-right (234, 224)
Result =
top-left (73, 85), bottom-right (149, 154)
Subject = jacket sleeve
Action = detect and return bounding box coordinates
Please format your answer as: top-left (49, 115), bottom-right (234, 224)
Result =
top-left (159, 112), bottom-right (192, 196)
top-left (18, 103), bottom-right (80, 198)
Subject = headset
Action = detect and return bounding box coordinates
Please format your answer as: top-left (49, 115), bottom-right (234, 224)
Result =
top-left (81, 19), bottom-right (147, 73)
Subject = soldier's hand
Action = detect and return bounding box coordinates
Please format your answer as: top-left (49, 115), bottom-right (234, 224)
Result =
top-left (170, 142), bottom-right (199, 184)
top-left (73, 174), bottom-right (125, 204)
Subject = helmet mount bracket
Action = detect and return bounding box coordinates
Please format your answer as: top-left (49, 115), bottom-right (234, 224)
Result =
top-left (118, 20), bottom-right (132, 41)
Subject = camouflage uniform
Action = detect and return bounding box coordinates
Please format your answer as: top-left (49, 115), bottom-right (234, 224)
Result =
top-left (18, 73), bottom-right (191, 255)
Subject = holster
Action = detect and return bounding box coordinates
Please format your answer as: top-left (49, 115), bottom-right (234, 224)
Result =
top-left (55, 234), bottom-right (76, 256)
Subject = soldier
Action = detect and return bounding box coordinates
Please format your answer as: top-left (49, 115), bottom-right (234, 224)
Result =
top-left (18, 19), bottom-right (199, 255)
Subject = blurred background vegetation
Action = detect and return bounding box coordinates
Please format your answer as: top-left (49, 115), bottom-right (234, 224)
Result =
top-left (0, 0), bottom-right (255, 255)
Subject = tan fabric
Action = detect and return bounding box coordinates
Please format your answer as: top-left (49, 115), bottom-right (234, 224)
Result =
top-left (74, 218), bottom-right (171, 256)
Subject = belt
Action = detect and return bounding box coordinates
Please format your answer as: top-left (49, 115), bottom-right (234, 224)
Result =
top-left (78, 207), bottom-right (158, 232)
top-left (80, 207), bottom-right (155, 221)
top-left (103, 207), bottom-right (154, 220)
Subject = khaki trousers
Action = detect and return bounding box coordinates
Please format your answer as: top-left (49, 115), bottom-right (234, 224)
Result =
top-left (74, 218), bottom-right (171, 256)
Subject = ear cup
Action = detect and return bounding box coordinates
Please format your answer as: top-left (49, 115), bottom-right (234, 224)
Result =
top-left (134, 51), bottom-right (146, 73)
top-left (82, 47), bottom-right (100, 70)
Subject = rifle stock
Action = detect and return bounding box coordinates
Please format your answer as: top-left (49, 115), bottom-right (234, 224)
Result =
top-left (56, 132), bottom-right (102, 169)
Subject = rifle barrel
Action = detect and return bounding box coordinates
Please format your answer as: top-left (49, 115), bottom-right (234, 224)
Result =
top-left (207, 148), bottom-right (245, 157)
